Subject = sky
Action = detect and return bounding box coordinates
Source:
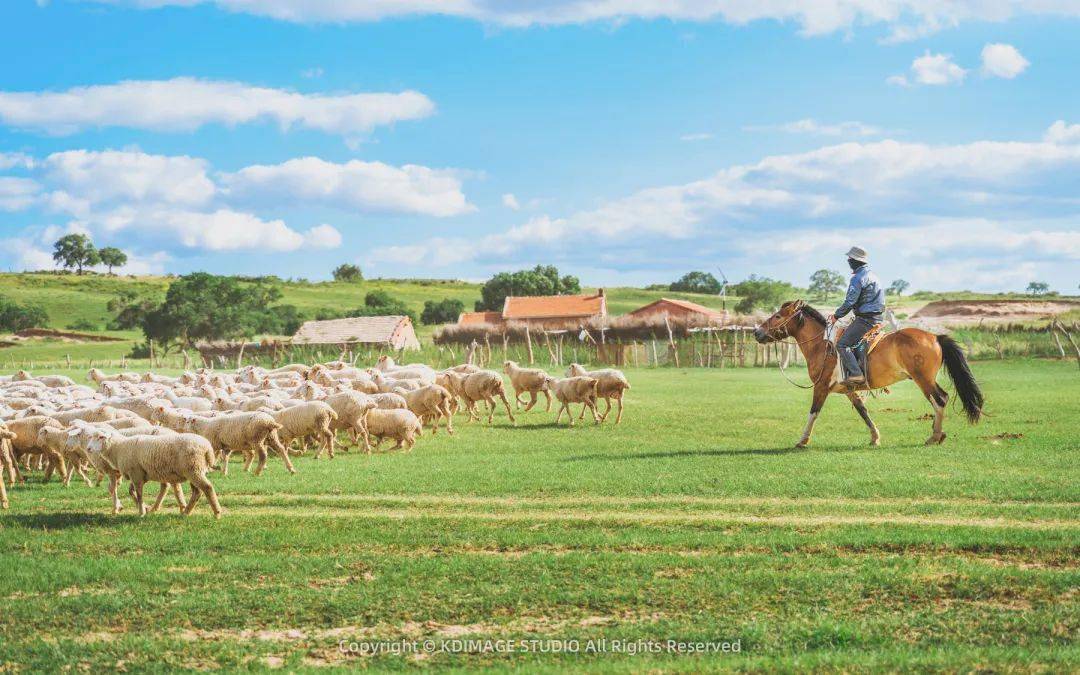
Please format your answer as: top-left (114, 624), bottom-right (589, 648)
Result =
top-left (0, 1), bottom-right (1078, 293)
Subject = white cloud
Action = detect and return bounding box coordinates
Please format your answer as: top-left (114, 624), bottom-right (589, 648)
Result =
top-left (909, 51), bottom-right (966, 85)
top-left (981, 43), bottom-right (1029, 79)
top-left (368, 121), bottom-right (1080, 290)
top-left (745, 119), bottom-right (885, 137)
top-left (222, 157), bottom-right (473, 217)
top-left (0, 152), bottom-right (34, 170)
top-left (43, 149), bottom-right (215, 209)
top-left (0, 177), bottom-right (42, 211)
top-left (502, 193), bottom-right (521, 210)
top-left (82, 1), bottom-right (1080, 39)
top-left (680, 133), bottom-right (714, 142)
top-left (0, 78), bottom-right (434, 137)
top-left (886, 74), bottom-right (910, 87)
top-left (1045, 120), bottom-right (1080, 144)
top-left (300, 67), bottom-right (324, 79)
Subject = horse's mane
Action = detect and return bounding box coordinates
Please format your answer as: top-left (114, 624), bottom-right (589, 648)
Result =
top-left (798, 303), bottom-right (828, 326)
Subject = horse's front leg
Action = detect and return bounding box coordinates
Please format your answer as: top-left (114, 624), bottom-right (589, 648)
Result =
top-left (846, 392), bottom-right (880, 446)
top-left (796, 386), bottom-right (830, 448)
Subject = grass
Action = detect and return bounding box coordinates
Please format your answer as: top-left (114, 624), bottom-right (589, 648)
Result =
top-left (1, 359), bottom-right (1077, 671)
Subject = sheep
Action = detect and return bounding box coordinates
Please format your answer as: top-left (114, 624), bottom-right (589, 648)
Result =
top-left (37, 426), bottom-right (95, 487)
top-left (323, 392), bottom-right (377, 451)
top-left (443, 371), bottom-right (516, 425)
top-left (397, 385), bottom-right (454, 435)
top-left (108, 397), bottom-right (173, 421)
top-left (6, 416), bottom-right (66, 482)
top-left (566, 364), bottom-right (631, 424)
top-left (14, 370), bottom-right (77, 388)
top-left (24, 405), bottom-right (121, 426)
top-left (0, 424), bottom-right (15, 508)
top-left (369, 393), bottom-right (408, 410)
top-left (88, 369), bottom-right (141, 385)
top-left (371, 371), bottom-right (424, 393)
top-left (503, 360), bottom-right (553, 412)
top-left (267, 402), bottom-right (338, 460)
top-left (365, 409), bottom-right (423, 452)
top-left (443, 363), bottom-right (482, 375)
top-left (163, 390), bottom-right (214, 412)
top-left (549, 376), bottom-right (601, 426)
top-left (85, 430), bottom-right (221, 518)
top-left (155, 408), bottom-right (288, 477)
top-left (376, 356), bottom-right (436, 376)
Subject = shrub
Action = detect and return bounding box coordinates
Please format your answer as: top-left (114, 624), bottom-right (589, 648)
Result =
top-left (0, 296), bottom-right (49, 332)
top-left (66, 319), bottom-right (100, 332)
top-left (670, 271), bottom-right (722, 295)
top-left (475, 265), bottom-right (580, 312)
top-left (421, 298), bottom-right (465, 325)
top-left (333, 264), bottom-right (363, 283)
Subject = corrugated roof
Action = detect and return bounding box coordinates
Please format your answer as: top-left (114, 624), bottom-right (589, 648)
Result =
top-left (457, 311), bottom-right (504, 326)
top-left (292, 316), bottom-right (411, 345)
top-left (628, 298), bottom-right (726, 318)
top-left (503, 293), bottom-right (605, 320)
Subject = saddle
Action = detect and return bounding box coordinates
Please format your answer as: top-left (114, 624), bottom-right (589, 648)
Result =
top-left (827, 323), bottom-right (888, 387)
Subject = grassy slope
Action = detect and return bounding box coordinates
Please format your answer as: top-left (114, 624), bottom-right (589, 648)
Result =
top-left (0, 360), bottom-right (1076, 671)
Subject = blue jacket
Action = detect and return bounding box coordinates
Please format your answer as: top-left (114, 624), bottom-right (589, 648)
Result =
top-left (835, 266), bottom-right (885, 318)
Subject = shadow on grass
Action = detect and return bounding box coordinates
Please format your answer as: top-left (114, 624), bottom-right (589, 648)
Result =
top-left (1, 512), bottom-right (133, 529)
top-left (565, 446), bottom-right (812, 461)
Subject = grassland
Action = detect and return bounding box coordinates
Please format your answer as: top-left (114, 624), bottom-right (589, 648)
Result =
top-left (1, 359), bottom-right (1076, 672)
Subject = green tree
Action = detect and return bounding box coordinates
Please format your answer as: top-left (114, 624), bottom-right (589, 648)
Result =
top-left (421, 298), bottom-right (465, 325)
top-left (259, 305), bottom-right (306, 336)
top-left (887, 279), bottom-right (910, 297)
top-left (107, 290), bottom-right (161, 330)
top-left (97, 247), bottom-right (128, 275)
top-left (348, 290), bottom-right (416, 323)
top-left (52, 234), bottom-right (100, 275)
top-left (475, 265), bottom-right (581, 312)
top-left (808, 269), bottom-right (844, 302)
top-left (730, 275), bottom-right (796, 314)
top-left (1026, 281), bottom-right (1050, 296)
top-left (670, 271), bottom-right (722, 294)
top-left (332, 264), bottom-right (363, 283)
top-left (140, 273), bottom-right (283, 352)
top-left (0, 296), bottom-right (49, 332)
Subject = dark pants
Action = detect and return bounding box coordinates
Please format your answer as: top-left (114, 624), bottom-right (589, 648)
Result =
top-left (837, 315), bottom-right (881, 378)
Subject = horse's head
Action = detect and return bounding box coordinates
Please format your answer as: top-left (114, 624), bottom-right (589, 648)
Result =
top-left (753, 300), bottom-right (806, 344)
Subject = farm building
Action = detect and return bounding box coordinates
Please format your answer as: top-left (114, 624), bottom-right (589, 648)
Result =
top-left (626, 298), bottom-right (727, 325)
top-left (291, 316), bottom-right (421, 351)
top-left (457, 290), bottom-right (607, 330)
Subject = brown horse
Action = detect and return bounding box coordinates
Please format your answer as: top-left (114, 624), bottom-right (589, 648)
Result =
top-left (753, 300), bottom-right (983, 448)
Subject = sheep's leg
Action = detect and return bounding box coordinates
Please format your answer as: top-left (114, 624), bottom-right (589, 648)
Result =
top-left (0, 471), bottom-right (7, 508)
top-left (190, 475), bottom-right (222, 519)
top-left (524, 392), bottom-right (538, 413)
top-left (498, 391), bottom-right (516, 425)
top-left (588, 399), bottom-right (602, 424)
top-left (270, 437), bottom-right (297, 474)
top-left (442, 403), bottom-right (454, 435)
top-left (148, 483), bottom-right (170, 514)
top-left (132, 480), bottom-right (147, 517)
top-left (108, 474), bottom-right (123, 514)
top-left (220, 450), bottom-right (231, 476)
top-left (171, 483), bottom-right (188, 511)
top-left (77, 464), bottom-right (93, 487)
top-left (614, 394), bottom-right (624, 425)
top-left (555, 402), bottom-right (565, 424)
top-left (544, 390), bottom-right (552, 412)
top-left (62, 461), bottom-right (75, 487)
top-left (183, 483), bottom-right (203, 516)
top-left (598, 397), bottom-right (613, 423)
top-left (513, 387), bottom-right (524, 409)
top-left (252, 443), bottom-right (269, 476)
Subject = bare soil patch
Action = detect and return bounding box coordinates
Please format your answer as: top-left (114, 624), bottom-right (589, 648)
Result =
top-left (912, 300), bottom-right (1078, 325)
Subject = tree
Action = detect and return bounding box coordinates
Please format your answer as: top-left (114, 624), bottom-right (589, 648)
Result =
top-left (332, 264), bottom-right (363, 283)
top-left (475, 265), bottom-right (581, 312)
top-left (670, 271), bottom-right (722, 295)
top-left (107, 290), bottom-right (161, 330)
top-left (1026, 281), bottom-right (1050, 296)
top-left (808, 269), bottom-right (844, 302)
top-left (97, 247), bottom-right (128, 275)
top-left (888, 279), bottom-right (910, 297)
top-left (0, 296), bottom-right (49, 332)
top-left (421, 298), bottom-right (465, 325)
top-left (730, 275), bottom-right (796, 314)
top-left (140, 273), bottom-right (283, 352)
top-left (348, 290), bottom-right (417, 323)
top-left (52, 234), bottom-right (100, 275)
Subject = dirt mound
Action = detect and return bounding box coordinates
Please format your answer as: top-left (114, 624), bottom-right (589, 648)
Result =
top-left (12, 328), bottom-right (124, 343)
top-left (912, 300), bottom-right (1077, 323)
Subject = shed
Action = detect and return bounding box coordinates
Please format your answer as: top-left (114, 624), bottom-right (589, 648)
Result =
top-left (291, 316), bottom-right (421, 351)
top-left (626, 298), bottom-right (727, 325)
top-left (500, 290), bottom-right (607, 330)
top-left (457, 311), bottom-right (505, 326)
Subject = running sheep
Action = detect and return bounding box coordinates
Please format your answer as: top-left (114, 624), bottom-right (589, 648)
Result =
top-left (566, 364), bottom-right (631, 424)
top-left (365, 409), bottom-right (423, 452)
top-left (549, 376), bottom-right (602, 426)
top-left (503, 360), bottom-right (553, 412)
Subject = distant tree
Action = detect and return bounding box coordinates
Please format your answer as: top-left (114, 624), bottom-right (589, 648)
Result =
top-left (97, 247), bottom-right (128, 275)
top-left (1026, 281), bottom-right (1050, 296)
top-left (107, 290), bottom-right (161, 330)
top-left (421, 298), bottom-right (465, 325)
top-left (52, 234), bottom-right (100, 275)
top-left (0, 296), bottom-right (49, 332)
top-left (730, 275), bottom-right (797, 314)
top-left (332, 264), bottom-right (363, 283)
top-left (475, 265), bottom-right (581, 312)
top-left (348, 290), bottom-right (417, 323)
top-left (808, 269), bottom-right (845, 302)
top-left (888, 279), bottom-right (910, 297)
top-left (670, 271), bottom-right (722, 295)
top-left (259, 304), bottom-right (306, 336)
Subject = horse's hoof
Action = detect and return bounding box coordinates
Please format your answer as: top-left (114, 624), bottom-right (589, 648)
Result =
top-left (870, 439), bottom-right (880, 447)
top-left (794, 441), bottom-right (809, 449)
top-left (937, 433), bottom-right (947, 445)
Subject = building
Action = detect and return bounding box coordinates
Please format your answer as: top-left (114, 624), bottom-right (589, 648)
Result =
top-left (291, 315), bottom-right (421, 351)
top-left (625, 298), bottom-right (727, 325)
top-left (458, 290), bottom-right (607, 330)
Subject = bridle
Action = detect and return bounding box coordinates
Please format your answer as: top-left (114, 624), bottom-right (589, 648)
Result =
top-left (761, 303), bottom-right (837, 390)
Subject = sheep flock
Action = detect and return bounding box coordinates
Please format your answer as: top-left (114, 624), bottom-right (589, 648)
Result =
top-left (0, 357), bottom-right (630, 517)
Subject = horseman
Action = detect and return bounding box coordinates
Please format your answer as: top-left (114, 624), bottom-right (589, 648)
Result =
top-left (827, 246), bottom-right (885, 387)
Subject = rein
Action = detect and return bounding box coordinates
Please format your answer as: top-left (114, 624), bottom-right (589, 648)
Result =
top-left (772, 309), bottom-right (837, 390)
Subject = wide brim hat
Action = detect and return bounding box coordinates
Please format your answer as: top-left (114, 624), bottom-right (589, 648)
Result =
top-left (845, 246), bottom-right (868, 263)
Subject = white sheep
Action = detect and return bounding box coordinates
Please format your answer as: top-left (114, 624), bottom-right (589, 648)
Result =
top-left (0, 423), bottom-right (15, 509)
top-left (503, 360), bottom-right (553, 412)
top-left (365, 409), bottom-right (423, 452)
top-left (397, 385), bottom-right (455, 435)
top-left (155, 407), bottom-right (288, 477)
top-left (549, 376), bottom-right (601, 426)
top-left (566, 364), bottom-right (631, 424)
top-left (37, 426), bottom-right (95, 487)
top-left (6, 416), bottom-right (66, 482)
top-left (323, 392), bottom-right (377, 451)
top-left (442, 371), bottom-right (516, 425)
top-left (267, 402), bottom-right (338, 460)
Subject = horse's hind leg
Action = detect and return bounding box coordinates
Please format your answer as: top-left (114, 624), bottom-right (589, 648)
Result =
top-left (915, 372), bottom-right (949, 445)
top-left (846, 392), bottom-right (880, 446)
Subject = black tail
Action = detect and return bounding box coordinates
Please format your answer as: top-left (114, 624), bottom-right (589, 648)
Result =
top-left (937, 335), bottom-right (983, 424)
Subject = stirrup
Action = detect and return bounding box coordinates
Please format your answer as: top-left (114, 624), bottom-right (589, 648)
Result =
top-left (841, 374), bottom-right (866, 387)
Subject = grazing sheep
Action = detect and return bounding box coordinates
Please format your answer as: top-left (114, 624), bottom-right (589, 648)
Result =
top-left (444, 371), bottom-right (516, 425)
top-left (323, 392), bottom-right (377, 451)
top-left (549, 376), bottom-right (601, 426)
top-left (503, 361), bottom-right (553, 412)
top-left (397, 385), bottom-right (455, 435)
top-left (86, 430), bottom-right (221, 518)
top-left (365, 409), bottom-right (423, 451)
top-left (267, 402), bottom-right (338, 460)
top-left (6, 416), bottom-right (66, 481)
top-left (566, 364), bottom-right (631, 424)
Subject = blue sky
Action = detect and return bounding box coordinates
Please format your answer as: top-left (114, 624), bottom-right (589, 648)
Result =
top-left (1, 1), bottom-right (1078, 293)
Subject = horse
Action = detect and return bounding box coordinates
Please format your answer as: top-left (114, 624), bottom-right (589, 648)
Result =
top-left (753, 300), bottom-right (983, 448)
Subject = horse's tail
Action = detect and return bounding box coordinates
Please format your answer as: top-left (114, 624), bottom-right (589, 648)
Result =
top-left (937, 335), bottom-right (983, 424)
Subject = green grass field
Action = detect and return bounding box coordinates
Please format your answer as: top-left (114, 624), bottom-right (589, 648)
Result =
top-left (1, 359), bottom-right (1076, 671)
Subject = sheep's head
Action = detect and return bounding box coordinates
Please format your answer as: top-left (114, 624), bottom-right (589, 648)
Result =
top-left (566, 363), bottom-right (587, 377)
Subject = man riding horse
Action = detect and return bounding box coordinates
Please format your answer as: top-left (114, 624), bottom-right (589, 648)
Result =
top-left (827, 246), bottom-right (884, 388)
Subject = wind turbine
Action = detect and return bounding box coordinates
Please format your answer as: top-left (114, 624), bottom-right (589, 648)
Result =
top-left (716, 267), bottom-right (729, 311)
